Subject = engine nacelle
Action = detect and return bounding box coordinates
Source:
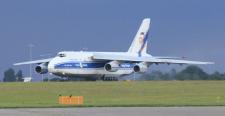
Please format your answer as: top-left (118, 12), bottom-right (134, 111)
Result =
top-left (133, 63), bottom-right (148, 73)
top-left (35, 63), bottom-right (48, 74)
top-left (104, 61), bottom-right (120, 72)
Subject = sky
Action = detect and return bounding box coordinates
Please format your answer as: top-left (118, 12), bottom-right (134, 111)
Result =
top-left (0, 0), bottom-right (224, 80)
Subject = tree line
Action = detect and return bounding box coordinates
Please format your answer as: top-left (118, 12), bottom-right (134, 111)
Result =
top-left (3, 68), bottom-right (24, 82)
top-left (139, 65), bottom-right (225, 80)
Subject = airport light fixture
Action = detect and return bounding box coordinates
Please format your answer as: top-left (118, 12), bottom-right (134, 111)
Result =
top-left (28, 44), bottom-right (34, 79)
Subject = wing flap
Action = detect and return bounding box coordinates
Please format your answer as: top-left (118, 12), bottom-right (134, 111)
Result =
top-left (150, 58), bottom-right (214, 65)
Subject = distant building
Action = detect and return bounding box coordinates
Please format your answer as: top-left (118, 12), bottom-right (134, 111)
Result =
top-left (23, 77), bottom-right (32, 82)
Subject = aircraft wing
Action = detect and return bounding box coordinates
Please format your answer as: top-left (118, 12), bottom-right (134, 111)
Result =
top-left (92, 53), bottom-right (214, 65)
top-left (14, 58), bottom-right (53, 66)
top-left (153, 56), bottom-right (185, 59)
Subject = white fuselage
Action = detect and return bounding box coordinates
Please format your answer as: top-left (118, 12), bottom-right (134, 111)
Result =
top-left (47, 51), bottom-right (135, 78)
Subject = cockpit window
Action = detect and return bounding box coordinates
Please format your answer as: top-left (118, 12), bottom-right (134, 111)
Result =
top-left (58, 53), bottom-right (66, 57)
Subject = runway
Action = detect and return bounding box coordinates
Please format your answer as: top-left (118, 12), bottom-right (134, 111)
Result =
top-left (0, 107), bottom-right (225, 116)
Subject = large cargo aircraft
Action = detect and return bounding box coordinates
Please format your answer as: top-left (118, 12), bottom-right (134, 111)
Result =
top-left (14, 18), bottom-right (213, 80)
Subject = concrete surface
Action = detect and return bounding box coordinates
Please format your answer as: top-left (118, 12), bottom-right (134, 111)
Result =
top-left (0, 107), bottom-right (225, 116)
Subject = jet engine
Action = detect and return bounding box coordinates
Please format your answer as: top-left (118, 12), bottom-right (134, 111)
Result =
top-left (104, 61), bottom-right (120, 72)
top-left (133, 63), bottom-right (148, 73)
top-left (35, 63), bottom-right (48, 74)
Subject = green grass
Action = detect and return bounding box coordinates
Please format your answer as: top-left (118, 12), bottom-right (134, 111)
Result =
top-left (0, 81), bottom-right (225, 108)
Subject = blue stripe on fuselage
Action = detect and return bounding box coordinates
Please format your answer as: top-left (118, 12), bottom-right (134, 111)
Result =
top-left (54, 62), bottom-right (134, 69)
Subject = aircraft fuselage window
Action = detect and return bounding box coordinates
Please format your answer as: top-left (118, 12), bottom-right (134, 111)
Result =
top-left (58, 53), bottom-right (66, 57)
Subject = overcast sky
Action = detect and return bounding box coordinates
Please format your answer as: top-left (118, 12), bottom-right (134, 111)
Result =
top-left (0, 0), bottom-right (224, 79)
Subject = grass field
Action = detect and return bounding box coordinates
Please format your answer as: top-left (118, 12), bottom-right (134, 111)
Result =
top-left (0, 81), bottom-right (225, 108)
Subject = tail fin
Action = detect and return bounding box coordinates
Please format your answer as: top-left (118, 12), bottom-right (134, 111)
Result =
top-left (128, 18), bottom-right (150, 56)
